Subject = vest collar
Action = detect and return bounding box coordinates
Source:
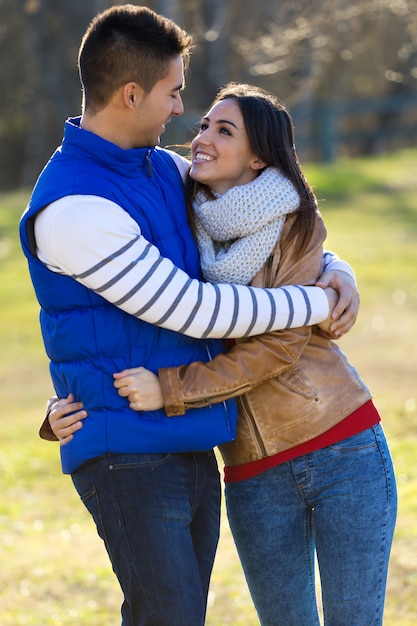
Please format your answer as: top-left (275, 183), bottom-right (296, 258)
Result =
top-left (63, 116), bottom-right (155, 177)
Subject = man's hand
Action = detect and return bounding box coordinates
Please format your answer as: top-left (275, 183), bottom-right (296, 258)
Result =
top-left (48, 394), bottom-right (87, 446)
top-left (316, 269), bottom-right (360, 338)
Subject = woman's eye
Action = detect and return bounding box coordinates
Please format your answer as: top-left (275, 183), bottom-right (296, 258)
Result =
top-left (220, 127), bottom-right (231, 136)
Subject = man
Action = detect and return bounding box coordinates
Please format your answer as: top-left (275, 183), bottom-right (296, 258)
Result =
top-left (20, 5), bottom-right (358, 625)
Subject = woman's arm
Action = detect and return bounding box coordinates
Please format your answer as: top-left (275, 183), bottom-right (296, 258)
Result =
top-left (114, 323), bottom-right (312, 416)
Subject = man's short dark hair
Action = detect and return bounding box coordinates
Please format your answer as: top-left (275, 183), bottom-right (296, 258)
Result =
top-left (78, 4), bottom-right (193, 112)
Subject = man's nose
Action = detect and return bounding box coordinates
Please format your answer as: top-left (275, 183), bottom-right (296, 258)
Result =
top-left (173, 94), bottom-right (184, 116)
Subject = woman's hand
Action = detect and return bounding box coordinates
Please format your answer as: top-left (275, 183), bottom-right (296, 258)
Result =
top-left (48, 394), bottom-right (87, 446)
top-left (316, 270), bottom-right (360, 338)
top-left (114, 367), bottom-right (164, 411)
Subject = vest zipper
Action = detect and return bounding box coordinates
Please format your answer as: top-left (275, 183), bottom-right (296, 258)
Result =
top-left (146, 149), bottom-right (153, 177)
top-left (182, 344), bottom-right (234, 432)
top-left (207, 343), bottom-right (232, 430)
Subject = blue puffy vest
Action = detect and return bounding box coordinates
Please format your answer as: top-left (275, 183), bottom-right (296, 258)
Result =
top-left (20, 117), bottom-right (237, 474)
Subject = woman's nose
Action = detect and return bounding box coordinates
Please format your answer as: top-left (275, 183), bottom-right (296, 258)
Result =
top-left (197, 129), bottom-right (211, 144)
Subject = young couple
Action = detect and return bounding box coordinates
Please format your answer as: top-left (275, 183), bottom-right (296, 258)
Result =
top-left (21, 5), bottom-right (396, 626)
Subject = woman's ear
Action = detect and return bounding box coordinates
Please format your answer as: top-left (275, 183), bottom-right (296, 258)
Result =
top-left (251, 157), bottom-right (267, 171)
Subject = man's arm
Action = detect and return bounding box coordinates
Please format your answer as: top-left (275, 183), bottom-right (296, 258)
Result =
top-left (168, 149), bottom-right (360, 335)
top-left (35, 196), bottom-right (332, 339)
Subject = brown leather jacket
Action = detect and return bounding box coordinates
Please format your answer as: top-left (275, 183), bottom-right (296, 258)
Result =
top-left (158, 212), bottom-right (371, 466)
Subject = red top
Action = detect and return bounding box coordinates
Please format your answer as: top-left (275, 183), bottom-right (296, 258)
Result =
top-left (223, 400), bottom-right (380, 483)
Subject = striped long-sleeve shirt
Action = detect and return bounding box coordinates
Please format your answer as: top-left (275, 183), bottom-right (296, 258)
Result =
top-left (34, 194), bottom-right (353, 339)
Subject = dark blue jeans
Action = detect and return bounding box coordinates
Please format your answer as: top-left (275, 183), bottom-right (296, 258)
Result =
top-left (225, 424), bottom-right (397, 626)
top-left (72, 451), bottom-right (221, 626)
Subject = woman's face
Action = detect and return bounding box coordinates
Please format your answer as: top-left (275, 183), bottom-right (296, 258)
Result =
top-left (190, 99), bottom-right (265, 195)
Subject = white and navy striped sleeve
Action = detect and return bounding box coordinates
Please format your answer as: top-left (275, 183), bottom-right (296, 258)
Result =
top-left (321, 250), bottom-right (356, 283)
top-left (34, 195), bottom-right (330, 339)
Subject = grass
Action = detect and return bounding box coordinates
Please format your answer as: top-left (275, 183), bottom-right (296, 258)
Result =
top-left (1, 149), bottom-right (416, 624)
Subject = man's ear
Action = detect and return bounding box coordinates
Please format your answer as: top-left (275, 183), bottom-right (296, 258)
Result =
top-left (123, 82), bottom-right (144, 109)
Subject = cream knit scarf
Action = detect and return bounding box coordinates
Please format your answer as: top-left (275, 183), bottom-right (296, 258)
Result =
top-left (193, 167), bottom-right (300, 285)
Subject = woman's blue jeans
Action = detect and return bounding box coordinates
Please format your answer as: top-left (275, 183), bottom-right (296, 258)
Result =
top-left (71, 450), bottom-right (221, 626)
top-left (225, 424), bottom-right (397, 626)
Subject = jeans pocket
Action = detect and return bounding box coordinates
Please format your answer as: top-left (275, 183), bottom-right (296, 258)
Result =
top-left (329, 425), bottom-right (378, 452)
top-left (107, 452), bottom-right (172, 470)
top-left (76, 484), bottom-right (109, 546)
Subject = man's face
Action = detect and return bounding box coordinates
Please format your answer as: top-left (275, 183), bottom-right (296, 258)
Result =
top-left (134, 55), bottom-right (185, 147)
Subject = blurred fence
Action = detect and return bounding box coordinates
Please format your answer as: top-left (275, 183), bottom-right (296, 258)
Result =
top-left (293, 94), bottom-right (417, 162)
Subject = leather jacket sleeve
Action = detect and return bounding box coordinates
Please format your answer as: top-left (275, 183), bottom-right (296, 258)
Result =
top-left (39, 396), bottom-right (59, 441)
top-left (159, 214), bottom-right (328, 417)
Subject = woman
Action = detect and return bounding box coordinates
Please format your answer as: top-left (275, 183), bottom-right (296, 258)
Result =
top-left (49, 84), bottom-right (397, 625)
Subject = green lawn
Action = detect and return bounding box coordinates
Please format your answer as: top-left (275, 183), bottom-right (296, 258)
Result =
top-left (1, 150), bottom-right (416, 624)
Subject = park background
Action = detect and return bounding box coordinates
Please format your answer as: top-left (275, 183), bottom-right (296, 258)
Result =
top-left (1, 1), bottom-right (417, 624)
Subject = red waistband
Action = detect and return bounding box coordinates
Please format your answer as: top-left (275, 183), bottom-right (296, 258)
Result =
top-left (223, 400), bottom-right (380, 483)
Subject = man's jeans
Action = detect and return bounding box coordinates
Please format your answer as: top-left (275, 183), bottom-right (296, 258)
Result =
top-left (225, 424), bottom-right (397, 626)
top-left (72, 450), bottom-right (221, 626)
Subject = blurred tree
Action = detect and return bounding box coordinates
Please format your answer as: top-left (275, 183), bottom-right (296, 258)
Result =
top-left (20, 0), bottom-right (117, 187)
top-left (221, 0), bottom-right (417, 158)
top-left (162, 0), bottom-right (417, 153)
top-left (0, 0), bottom-right (27, 189)
top-left (0, 0), bottom-right (416, 189)
top-left (0, 0), bottom-right (111, 189)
